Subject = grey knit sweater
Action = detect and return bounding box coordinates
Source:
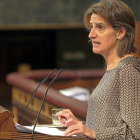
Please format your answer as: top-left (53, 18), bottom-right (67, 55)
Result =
top-left (86, 56), bottom-right (140, 140)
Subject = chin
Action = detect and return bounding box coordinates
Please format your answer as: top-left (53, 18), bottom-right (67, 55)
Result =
top-left (92, 49), bottom-right (100, 54)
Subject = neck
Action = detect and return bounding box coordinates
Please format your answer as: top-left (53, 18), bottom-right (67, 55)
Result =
top-left (104, 54), bottom-right (133, 71)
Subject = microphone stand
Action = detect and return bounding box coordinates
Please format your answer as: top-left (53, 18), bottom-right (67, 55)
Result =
top-left (31, 69), bottom-right (63, 140)
top-left (18, 69), bottom-right (57, 124)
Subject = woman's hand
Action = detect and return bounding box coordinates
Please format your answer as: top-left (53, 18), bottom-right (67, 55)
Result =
top-left (57, 109), bottom-right (96, 139)
top-left (57, 109), bottom-right (79, 127)
top-left (64, 121), bottom-right (96, 139)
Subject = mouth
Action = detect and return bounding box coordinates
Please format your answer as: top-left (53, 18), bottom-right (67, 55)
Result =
top-left (92, 41), bottom-right (101, 45)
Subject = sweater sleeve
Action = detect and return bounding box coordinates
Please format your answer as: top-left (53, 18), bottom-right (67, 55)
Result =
top-left (119, 66), bottom-right (140, 139)
top-left (95, 66), bottom-right (140, 140)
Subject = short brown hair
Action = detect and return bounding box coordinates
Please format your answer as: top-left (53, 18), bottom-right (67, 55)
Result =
top-left (84, 0), bottom-right (137, 57)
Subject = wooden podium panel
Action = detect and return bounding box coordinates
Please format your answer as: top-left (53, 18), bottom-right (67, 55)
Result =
top-left (0, 106), bottom-right (87, 140)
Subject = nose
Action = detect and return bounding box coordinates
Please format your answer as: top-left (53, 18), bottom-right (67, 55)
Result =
top-left (88, 28), bottom-right (97, 39)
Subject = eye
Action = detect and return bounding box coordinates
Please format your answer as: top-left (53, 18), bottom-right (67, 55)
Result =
top-left (98, 24), bottom-right (104, 30)
top-left (97, 24), bottom-right (105, 32)
top-left (99, 25), bottom-right (104, 29)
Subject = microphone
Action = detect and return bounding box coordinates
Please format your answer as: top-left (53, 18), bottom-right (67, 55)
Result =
top-left (31, 69), bottom-right (63, 139)
top-left (18, 69), bottom-right (57, 124)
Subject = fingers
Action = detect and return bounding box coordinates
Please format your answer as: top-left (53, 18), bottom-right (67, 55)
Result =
top-left (64, 123), bottom-right (96, 139)
top-left (64, 118), bottom-right (77, 127)
top-left (63, 121), bottom-right (96, 139)
top-left (57, 109), bottom-right (73, 119)
top-left (64, 129), bottom-right (80, 136)
top-left (57, 109), bottom-right (79, 127)
top-left (57, 109), bottom-right (75, 122)
top-left (60, 117), bottom-right (76, 127)
top-left (63, 123), bottom-right (82, 136)
top-left (57, 109), bottom-right (72, 126)
top-left (57, 109), bottom-right (72, 115)
top-left (59, 117), bottom-right (67, 126)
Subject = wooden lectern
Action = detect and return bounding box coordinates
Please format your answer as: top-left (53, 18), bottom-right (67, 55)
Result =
top-left (0, 106), bottom-right (87, 140)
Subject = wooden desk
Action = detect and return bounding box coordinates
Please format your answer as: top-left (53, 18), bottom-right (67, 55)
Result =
top-left (0, 105), bottom-right (87, 140)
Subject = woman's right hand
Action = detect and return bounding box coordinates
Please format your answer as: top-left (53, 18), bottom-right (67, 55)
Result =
top-left (57, 109), bottom-right (79, 127)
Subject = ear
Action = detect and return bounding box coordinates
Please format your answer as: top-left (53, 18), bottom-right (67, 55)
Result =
top-left (117, 27), bottom-right (126, 40)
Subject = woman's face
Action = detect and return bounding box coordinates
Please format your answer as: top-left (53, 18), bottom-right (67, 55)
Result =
top-left (88, 13), bottom-right (119, 57)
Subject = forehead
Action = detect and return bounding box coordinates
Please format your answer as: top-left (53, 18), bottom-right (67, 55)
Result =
top-left (90, 13), bottom-right (108, 25)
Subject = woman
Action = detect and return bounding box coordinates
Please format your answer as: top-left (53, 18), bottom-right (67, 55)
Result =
top-left (57, 0), bottom-right (140, 139)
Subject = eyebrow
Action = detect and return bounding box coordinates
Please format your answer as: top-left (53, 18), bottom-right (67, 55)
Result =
top-left (89, 22), bottom-right (105, 26)
top-left (95, 22), bottom-right (105, 25)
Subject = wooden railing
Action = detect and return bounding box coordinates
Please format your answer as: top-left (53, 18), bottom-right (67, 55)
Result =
top-left (6, 69), bottom-right (105, 125)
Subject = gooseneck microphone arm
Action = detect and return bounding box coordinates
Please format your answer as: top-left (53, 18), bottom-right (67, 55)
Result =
top-left (31, 69), bottom-right (63, 139)
top-left (18, 69), bottom-right (57, 124)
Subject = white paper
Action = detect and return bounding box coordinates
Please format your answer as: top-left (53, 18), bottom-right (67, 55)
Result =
top-left (15, 123), bottom-right (65, 136)
top-left (59, 86), bottom-right (90, 101)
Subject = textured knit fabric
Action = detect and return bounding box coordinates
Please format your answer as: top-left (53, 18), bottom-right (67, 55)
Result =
top-left (86, 56), bottom-right (140, 140)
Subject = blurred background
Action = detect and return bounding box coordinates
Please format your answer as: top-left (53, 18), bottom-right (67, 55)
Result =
top-left (0, 0), bottom-right (140, 110)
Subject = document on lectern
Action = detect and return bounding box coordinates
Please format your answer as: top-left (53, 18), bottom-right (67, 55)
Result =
top-left (15, 123), bottom-right (65, 136)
